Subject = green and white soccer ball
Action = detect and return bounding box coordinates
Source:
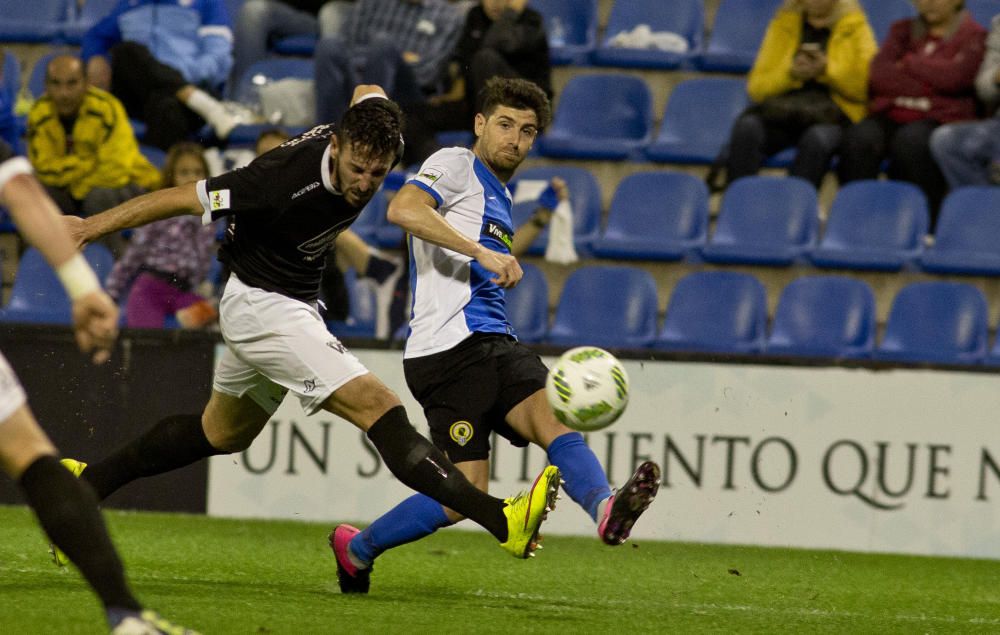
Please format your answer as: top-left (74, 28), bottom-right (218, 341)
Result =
top-left (545, 347), bottom-right (629, 432)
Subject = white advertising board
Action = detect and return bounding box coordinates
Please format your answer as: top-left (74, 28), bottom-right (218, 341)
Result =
top-left (207, 350), bottom-right (1000, 559)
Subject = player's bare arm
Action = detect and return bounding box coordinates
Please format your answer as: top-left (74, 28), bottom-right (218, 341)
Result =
top-left (388, 184), bottom-right (523, 288)
top-left (1, 172), bottom-right (119, 363)
top-left (70, 182), bottom-right (202, 245)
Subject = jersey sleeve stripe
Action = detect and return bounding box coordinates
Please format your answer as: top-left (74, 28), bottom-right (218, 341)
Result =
top-left (195, 179), bottom-right (214, 225)
top-left (407, 179), bottom-right (443, 207)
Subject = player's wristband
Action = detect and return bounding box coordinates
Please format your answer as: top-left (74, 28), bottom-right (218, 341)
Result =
top-left (56, 253), bottom-right (100, 300)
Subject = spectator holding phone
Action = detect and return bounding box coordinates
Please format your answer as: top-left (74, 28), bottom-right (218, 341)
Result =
top-left (720, 0), bottom-right (876, 189)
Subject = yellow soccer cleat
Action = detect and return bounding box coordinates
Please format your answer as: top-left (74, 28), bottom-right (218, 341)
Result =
top-left (499, 465), bottom-right (561, 559)
top-left (49, 459), bottom-right (88, 567)
top-left (109, 609), bottom-right (200, 635)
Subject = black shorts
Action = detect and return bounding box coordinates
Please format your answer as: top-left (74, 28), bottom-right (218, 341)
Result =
top-left (403, 333), bottom-right (549, 463)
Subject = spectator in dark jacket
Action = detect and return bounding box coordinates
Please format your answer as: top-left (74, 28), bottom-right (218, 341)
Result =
top-left (837, 0), bottom-right (987, 223)
top-left (403, 0), bottom-right (551, 164)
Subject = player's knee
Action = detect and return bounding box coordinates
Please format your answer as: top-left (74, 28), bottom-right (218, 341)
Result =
top-left (201, 413), bottom-right (253, 453)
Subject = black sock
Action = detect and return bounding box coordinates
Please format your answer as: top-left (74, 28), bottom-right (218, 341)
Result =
top-left (366, 406), bottom-right (508, 541)
top-left (20, 456), bottom-right (141, 611)
top-left (83, 414), bottom-right (223, 500)
top-left (363, 252), bottom-right (399, 284)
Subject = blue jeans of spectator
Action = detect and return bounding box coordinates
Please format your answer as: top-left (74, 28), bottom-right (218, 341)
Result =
top-left (725, 111), bottom-right (843, 188)
top-left (929, 118), bottom-right (1000, 188)
top-left (232, 0), bottom-right (319, 92)
top-left (314, 36), bottom-right (425, 124)
top-left (838, 116), bottom-right (947, 221)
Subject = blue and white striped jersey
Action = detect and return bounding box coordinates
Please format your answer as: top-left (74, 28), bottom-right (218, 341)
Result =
top-left (403, 147), bottom-right (517, 359)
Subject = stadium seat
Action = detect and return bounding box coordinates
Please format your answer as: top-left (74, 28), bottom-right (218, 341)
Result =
top-left (766, 276), bottom-right (876, 359)
top-left (506, 263), bottom-right (549, 343)
top-left (509, 166), bottom-right (602, 257)
top-left (985, 327), bottom-right (1000, 366)
top-left (537, 74), bottom-right (653, 161)
top-left (547, 265), bottom-right (658, 349)
top-left (591, 0), bottom-right (703, 70)
top-left (920, 187), bottom-right (1000, 276)
top-left (654, 271), bottom-right (767, 354)
top-left (0, 0), bottom-right (68, 43)
top-left (140, 145), bottom-right (168, 170)
top-left (697, 0), bottom-right (782, 72)
top-left (2, 52), bottom-right (20, 102)
top-left (644, 77), bottom-right (748, 164)
top-left (27, 52), bottom-right (59, 100)
top-left (875, 282), bottom-right (988, 365)
top-left (228, 58), bottom-right (316, 145)
top-left (591, 172), bottom-right (708, 261)
top-left (0, 243), bottom-right (112, 324)
top-left (529, 0), bottom-right (598, 65)
top-left (809, 180), bottom-right (928, 271)
top-left (967, 0), bottom-right (1000, 28)
top-left (701, 176), bottom-right (818, 266)
top-left (272, 35), bottom-right (320, 56)
top-left (859, 0), bottom-right (915, 44)
top-left (325, 268), bottom-right (376, 339)
top-left (62, 0), bottom-right (119, 44)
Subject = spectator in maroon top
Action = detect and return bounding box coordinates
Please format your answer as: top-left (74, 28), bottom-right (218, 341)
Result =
top-left (837, 0), bottom-right (987, 224)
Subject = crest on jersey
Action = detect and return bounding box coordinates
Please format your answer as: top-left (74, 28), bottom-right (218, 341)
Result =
top-left (209, 189), bottom-right (230, 211)
top-left (449, 421), bottom-right (474, 446)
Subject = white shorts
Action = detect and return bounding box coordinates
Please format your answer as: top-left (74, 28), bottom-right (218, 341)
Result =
top-left (0, 352), bottom-right (27, 423)
top-left (214, 274), bottom-right (369, 416)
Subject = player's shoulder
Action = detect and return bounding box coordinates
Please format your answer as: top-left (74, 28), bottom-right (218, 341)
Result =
top-left (417, 147), bottom-right (475, 180)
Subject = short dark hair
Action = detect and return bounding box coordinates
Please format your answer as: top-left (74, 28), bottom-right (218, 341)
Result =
top-left (478, 77), bottom-right (552, 130)
top-left (337, 98), bottom-right (404, 161)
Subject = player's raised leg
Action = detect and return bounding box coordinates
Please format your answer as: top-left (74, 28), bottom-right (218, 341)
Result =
top-left (321, 373), bottom-right (559, 559)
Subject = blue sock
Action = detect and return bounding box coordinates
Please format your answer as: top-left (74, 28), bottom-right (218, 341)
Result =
top-left (546, 432), bottom-right (612, 522)
top-left (350, 494), bottom-right (451, 566)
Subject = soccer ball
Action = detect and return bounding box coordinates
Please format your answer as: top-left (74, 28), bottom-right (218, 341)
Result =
top-left (545, 347), bottom-right (629, 432)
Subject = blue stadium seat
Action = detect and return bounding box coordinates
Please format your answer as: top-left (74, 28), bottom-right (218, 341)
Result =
top-left (140, 145), bottom-right (167, 170)
top-left (509, 166), bottom-right (602, 257)
top-left (351, 189), bottom-right (390, 244)
top-left (591, 172), bottom-right (708, 261)
top-left (272, 35), bottom-right (319, 56)
top-left (591, 0), bottom-right (703, 70)
top-left (325, 268), bottom-right (376, 339)
top-left (229, 58), bottom-right (316, 145)
top-left (0, 0), bottom-right (68, 43)
top-left (2, 52), bottom-right (20, 102)
top-left (529, 0), bottom-right (598, 65)
top-left (506, 263), bottom-right (549, 343)
top-left (920, 187), bottom-right (1000, 276)
top-left (967, 0), bottom-right (1000, 28)
top-left (547, 265), bottom-right (658, 349)
top-left (62, 0), bottom-right (119, 44)
top-left (697, 0), bottom-right (782, 72)
top-left (1, 52), bottom-right (22, 153)
top-left (645, 78), bottom-right (748, 164)
top-left (875, 282), bottom-right (988, 365)
top-left (766, 276), bottom-right (875, 359)
top-left (0, 243), bottom-right (112, 324)
top-left (538, 74), bottom-right (652, 161)
top-left (701, 176), bottom-right (818, 266)
top-left (809, 180), bottom-right (928, 271)
top-left (654, 270), bottom-right (767, 354)
top-left (27, 52), bottom-right (58, 100)
top-left (859, 0), bottom-right (914, 44)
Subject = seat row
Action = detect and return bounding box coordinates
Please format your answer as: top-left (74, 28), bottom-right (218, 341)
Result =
top-left (353, 168), bottom-right (1000, 276)
top-left (513, 266), bottom-right (1000, 366)
top-left (531, 0), bottom-right (999, 71)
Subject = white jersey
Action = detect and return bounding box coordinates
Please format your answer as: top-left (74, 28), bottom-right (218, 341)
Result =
top-left (404, 147), bottom-right (516, 358)
top-left (0, 151), bottom-right (33, 421)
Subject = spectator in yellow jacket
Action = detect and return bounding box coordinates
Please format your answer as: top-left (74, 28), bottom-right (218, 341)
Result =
top-left (27, 55), bottom-right (160, 218)
top-left (722, 0), bottom-right (876, 189)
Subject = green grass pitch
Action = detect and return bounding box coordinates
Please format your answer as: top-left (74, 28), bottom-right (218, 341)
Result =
top-left (0, 504), bottom-right (997, 633)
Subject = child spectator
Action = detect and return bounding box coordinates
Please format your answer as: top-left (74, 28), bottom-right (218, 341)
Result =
top-left (105, 143), bottom-right (219, 328)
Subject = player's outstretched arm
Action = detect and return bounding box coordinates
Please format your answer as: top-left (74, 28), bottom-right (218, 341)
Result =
top-left (68, 183), bottom-right (202, 246)
top-left (387, 184), bottom-right (523, 288)
top-left (1, 172), bottom-right (120, 363)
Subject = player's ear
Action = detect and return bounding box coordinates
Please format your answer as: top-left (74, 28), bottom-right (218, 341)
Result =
top-left (329, 133), bottom-right (339, 156)
top-left (474, 113), bottom-right (486, 138)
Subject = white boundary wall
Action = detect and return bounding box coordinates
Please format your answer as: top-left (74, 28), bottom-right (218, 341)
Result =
top-left (207, 350), bottom-right (1000, 560)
